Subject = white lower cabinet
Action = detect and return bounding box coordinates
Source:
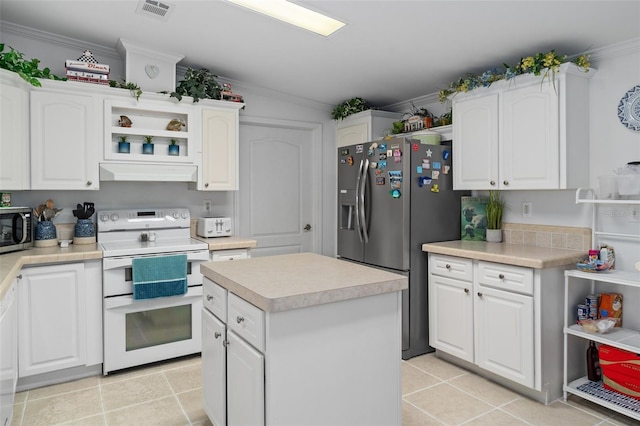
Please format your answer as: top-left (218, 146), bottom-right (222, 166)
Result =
top-left (202, 279), bottom-right (265, 426)
top-left (0, 280), bottom-right (17, 426)
top-left (429, 253), bottom-right (564, 402)
top-left (18, 261), bottom-right (102, 378)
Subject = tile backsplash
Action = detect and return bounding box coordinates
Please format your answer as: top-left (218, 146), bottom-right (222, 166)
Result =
top-left (502, 223), bottom-right (591, 252)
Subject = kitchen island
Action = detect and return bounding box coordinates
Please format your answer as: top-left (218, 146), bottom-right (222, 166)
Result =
top-left (200, 252), bottom-right (407, 426)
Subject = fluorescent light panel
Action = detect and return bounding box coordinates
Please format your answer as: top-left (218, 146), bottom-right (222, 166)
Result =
top-left (226, 0), bottom-right (345, 36)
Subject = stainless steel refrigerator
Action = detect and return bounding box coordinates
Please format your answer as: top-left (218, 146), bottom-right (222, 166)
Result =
top-left (337, 137), bottom-right (468, 360)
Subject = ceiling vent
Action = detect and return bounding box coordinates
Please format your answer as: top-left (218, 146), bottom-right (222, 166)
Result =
top-left (136, 0), bottom-right (175, 21)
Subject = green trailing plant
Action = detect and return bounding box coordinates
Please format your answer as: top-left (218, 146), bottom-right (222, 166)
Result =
top-left (163, 67), bottom-right (222, 103)
top-left (0, 44), bottom-right (65, 86)
top-left (486, 190), bottom-right (506, 230)
top-left (331, 97), bottom-right (373, 120)
top-left (109, 80), bottom-right (143, 101)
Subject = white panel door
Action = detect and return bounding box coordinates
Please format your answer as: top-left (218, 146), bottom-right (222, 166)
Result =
top-left (201, 309), bottom-right (226, 426)
top-left (18, 263), bottom-right (87, 377)
top-left (474, 284), bottom-right (534, 388)
top-left (0, 77), bottom-right (29, 190)
top-left (239, 121), bottom-right (317, 256)
top-left (227, 330), bottom-right (264, 426)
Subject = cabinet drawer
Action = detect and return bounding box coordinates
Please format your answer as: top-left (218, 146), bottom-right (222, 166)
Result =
top-left (210, 249), bottom-right (249, 262)
top-left (228, 293), bottom-right (265, 352)
top-left (203, 277), bottom-right (227, 322)
top-left (476, 261), bottom-right (533, 296)
top-left (430, 254), bottom-right (473, 282)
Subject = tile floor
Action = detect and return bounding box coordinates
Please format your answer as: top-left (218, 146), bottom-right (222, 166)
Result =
top-left (10, 353), bottom-right (640, 425)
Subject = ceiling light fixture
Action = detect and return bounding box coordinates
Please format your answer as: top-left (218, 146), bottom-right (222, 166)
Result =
top-left (225, 0), bottom-right (346, 37)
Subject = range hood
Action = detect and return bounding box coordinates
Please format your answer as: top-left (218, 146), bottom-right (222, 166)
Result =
top-left (99, 163), bottom-right (198, 182)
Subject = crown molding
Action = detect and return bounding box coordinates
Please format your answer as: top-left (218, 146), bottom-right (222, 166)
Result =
top-left (584, 37), bottom-right (640, 62)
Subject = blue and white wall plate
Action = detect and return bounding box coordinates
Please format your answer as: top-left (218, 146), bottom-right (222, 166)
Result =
top-left (618, 85), bottom-right (640, 132)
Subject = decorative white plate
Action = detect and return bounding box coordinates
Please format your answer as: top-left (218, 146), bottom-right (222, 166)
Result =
top-left (618, 85), bottom-right (640, 131)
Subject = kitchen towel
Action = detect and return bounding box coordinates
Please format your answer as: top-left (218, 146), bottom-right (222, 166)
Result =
top-left (132, 254), bottom-right (188, 300)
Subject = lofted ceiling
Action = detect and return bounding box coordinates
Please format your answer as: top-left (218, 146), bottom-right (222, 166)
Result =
top-left (1, 1), bottom-right (639, 108)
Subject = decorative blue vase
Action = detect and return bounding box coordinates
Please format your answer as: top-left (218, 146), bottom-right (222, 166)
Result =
top-left (74, 219), bottom-right (95, 237)
top-left (118, 141), bottom-right (131, 153)
top-left (35, 221), bottom-right (56, 240)
top-left (142, 143), bottom-right (154, 155)
top-left (168, 144), bottom-right (180, 156)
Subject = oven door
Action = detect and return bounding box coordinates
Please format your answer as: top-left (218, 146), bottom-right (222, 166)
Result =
top-left (103, 286), bottom-right (202, 374)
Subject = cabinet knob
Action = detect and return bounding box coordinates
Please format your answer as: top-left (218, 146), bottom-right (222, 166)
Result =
top-left (16, 274), bottom-right (22, 279)
top-left (464, 288), bottom-right (469, 294)
top-left (503, 180), bottom-right (509, 186)
top-left (223, 340), bottom-right (229, 347)
top-left (86, 181), bottom-right (92, 186)
top-left (214, 332), bottom-right (221, 339)
top-left (206, 295), bottom-right (213, 301)
top-left (477, 292), bottom-right (483, 297)
top-left (490, 180), bottom-right (496, 186)
top-left (445, 264), bottom-right (451, 269)
top-left (205, 183), bottom-right (209, 188)
top-left (236, 316), bottom-right (245, 324)
top-left (498, 274), bottom-right (505, 280)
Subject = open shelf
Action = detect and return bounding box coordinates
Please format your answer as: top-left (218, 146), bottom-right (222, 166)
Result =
top-left (565, 377), bottom-right (640, 421)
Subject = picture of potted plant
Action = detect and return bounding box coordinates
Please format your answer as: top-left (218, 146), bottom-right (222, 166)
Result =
top-left (486, 190), bottom-right (506, 243)
top-left (142, 135), bottom-right (154, 155)
top-left (168, 139), bottom-right (180, 156)
top-left (118, 135), bottom-right (131, 153)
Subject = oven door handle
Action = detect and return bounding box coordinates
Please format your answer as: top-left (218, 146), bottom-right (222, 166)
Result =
top-left (102, 250), bottom-right (210, 270)
top-left (104, 286), bottom-right (203, 310)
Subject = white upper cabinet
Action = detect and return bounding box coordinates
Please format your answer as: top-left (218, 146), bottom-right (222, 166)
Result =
top-left (30, 85), bottom-right (101, 190)
top-left (198, 102), bottom-right (243, 191)
top-left (453, 63), bottom-right (595, 190)
top-left (0, 70), bottom-right (30, 190)
top-left (336, 110), bottom-right (401, 147)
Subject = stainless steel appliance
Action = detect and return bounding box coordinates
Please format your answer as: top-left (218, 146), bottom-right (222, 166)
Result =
top-left (337, 137), bottom-right (468, 359)
top-left (0, 207), bottom-right (32, 254)
top-left (98, 207), bottom-right (209, 374)
top-left (197, 217), bottom-right (232, 238)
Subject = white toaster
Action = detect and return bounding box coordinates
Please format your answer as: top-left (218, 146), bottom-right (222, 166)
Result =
top-left (197, 217), bottom-right (232, 238)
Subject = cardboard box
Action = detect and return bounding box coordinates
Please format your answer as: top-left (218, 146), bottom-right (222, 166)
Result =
top-left (599, 345), bottom-right (640, 399)
top-left (461, 196), bottom-right (488, 241)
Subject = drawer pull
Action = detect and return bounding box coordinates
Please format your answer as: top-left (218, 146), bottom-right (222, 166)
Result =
top-left (477, 292), bottom-right (483, 297)
top-left (214, 332), bottom-right (221, 339)
top-left (223, 340), bottom-right (229, 347)
top-left (445, 264), bottom-right (451, 269)
top-left (236, 316), bottom-right (245, 324)
top-left (206, 295), bottom-right (213, 301)
top-left (464, 288), bottom-right (469, 294)
top-left (498, 274), bottom-right (505, 280)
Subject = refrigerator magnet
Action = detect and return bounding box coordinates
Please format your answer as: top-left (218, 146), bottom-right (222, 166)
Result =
top-left (444, 165), bottom-right (450, 175)
top-left (379, 143), bottom-right (387, 151)
top-left (356, 145), bottom-right (363, 153)
top-left (387, 149), bottom-right (393, 157)
top-left (432, 171), bottom-right (440, 180)
top-left (417, 166), bottom-right (423, 174)
top-left (421, 177), bottom-right (432, 186)
top-left (379, 160), bottom-right (387, 169)
top-left (375, 169), bottom-right (384, 175)
top-left (431, 184), bottom-right (440, 193)
top-left (376, 177), bottom-right (385, 185)
top-left (425, 148), bottom-right (433, 157)
top-left (433, 161), bottom-right (441, 170)
top-left (443, 150), bottom-right (450, 160)
top-left (340, 159), bottom-right (346, 164)
top-left (347, 156), bottom-right (354, 166)
top-left (369, 142), bottom-right (378, 149)
top-left (393, 149), bottom-right (402, 157)
top-left (422, 159), bottom-right (431, 169)
top-left (369, 161), bottom-right (378, 169)
top-left (379, 153), bottom-right (387, 160)
top-left (412, 143), bottom-right (419, 152)
top-left (391, 189), bottom-right (401, 198)
top-left (340, 148), bottom-right (349, 156)
top-left (368, 147), bottom-right (375, 157)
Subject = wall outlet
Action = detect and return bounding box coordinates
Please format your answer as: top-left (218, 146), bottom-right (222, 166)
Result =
top-left (204, 200), bottom-right (212, 213)
top-left (522, 201), bottom-right (532, 217)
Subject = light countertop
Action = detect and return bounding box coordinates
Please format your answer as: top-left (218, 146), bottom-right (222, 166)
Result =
top-left (201, 252), bottom-right (408, 313)
top-left (422, 240), bottom-right (585, 269)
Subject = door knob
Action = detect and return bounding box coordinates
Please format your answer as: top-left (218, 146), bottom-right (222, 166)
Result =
top-left (304, 224), bottom-right (311, 231)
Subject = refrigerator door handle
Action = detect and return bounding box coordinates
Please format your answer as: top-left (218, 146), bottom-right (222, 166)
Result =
top-left (361, 158), bottom-right (369, 243)
top-left (355, 159), bottom-right (364, 243)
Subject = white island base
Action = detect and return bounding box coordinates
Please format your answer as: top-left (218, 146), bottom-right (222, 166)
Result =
top-left (201, 253), bottom-right (406, 426)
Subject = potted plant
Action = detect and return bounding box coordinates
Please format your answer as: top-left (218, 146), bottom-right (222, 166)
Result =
top-left (168, 138), bottom-right (179, 156)
top-left (486, 190), bottom-right (506, 243)
top-left (163, 67), bottom-right (222, 103)
top-left (142, 136), bottom-right (154, 155)
top-left (0, 44), bottom-right (65, 86)
top-left (331, 97), bottom-right (372, 120)
top-left (118, 135), bottom-right (131, 153)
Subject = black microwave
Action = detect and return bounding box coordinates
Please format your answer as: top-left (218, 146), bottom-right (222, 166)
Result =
top-left (0, 207), bottom-right (32, 254)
